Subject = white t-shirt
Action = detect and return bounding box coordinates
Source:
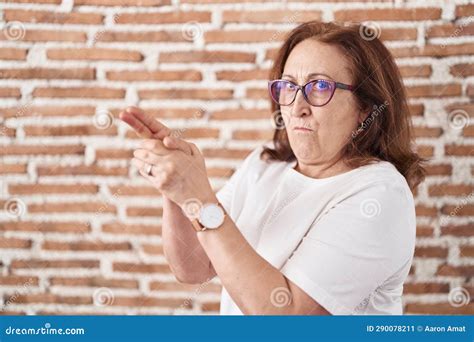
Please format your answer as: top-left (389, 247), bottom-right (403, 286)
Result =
top-left (216, 144), bottom-right (416, 315)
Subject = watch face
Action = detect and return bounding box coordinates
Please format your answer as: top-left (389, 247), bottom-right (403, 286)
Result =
top-left (199, 204), bottom-right (224, 229)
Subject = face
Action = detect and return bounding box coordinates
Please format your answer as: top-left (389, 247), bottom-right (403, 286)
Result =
top-left (279, 39), bottom-right (362, 166)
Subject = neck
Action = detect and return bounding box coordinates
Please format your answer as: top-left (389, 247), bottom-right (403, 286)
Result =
top-left (294, 155), bottom-right (352, 179)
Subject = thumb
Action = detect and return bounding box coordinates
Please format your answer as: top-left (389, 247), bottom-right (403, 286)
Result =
top-left (163, 136), bottom-right (192, 155)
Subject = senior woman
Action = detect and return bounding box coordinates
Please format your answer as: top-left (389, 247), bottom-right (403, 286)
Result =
top-left (120, 21), bottom-right (425, 315)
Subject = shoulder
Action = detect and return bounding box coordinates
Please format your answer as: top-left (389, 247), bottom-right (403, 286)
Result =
top-left (345, 161), bottom-right (413, 203)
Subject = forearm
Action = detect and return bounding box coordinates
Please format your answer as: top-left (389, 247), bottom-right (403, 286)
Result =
top-left (162, 196), bottom-right (215, 283)
top-left (196, 195), bottom-right (297, 315)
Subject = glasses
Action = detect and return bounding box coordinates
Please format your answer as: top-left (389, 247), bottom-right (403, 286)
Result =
top-left (268, 79), bottom-right (354, 107)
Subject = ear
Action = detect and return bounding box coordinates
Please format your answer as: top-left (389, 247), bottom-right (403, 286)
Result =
top-left (358, 107), bottom-right (371, 125)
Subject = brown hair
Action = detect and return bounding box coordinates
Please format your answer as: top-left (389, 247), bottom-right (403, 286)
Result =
top-left (261, 21), bottom-right (425, 191)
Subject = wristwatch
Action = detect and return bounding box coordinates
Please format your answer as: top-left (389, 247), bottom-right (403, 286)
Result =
top-left (191, 202), bottom-right (227, 232)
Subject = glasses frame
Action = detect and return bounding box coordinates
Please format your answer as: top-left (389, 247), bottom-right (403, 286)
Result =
top-left (268, 78), bottom-right (354, 107)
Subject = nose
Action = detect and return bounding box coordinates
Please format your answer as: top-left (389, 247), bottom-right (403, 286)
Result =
top-left (290, 88), bottom-right (311, 118)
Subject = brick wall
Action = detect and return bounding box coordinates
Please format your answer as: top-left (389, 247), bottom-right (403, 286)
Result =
top-left (0, 0), bottom-right (472, 315)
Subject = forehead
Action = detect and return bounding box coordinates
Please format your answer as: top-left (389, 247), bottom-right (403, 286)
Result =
top-left (283, 39), bottom-right (352, 81)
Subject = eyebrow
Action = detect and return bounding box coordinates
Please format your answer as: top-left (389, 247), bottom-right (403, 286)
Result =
top-left (281, 73), bottom-right (334, 82)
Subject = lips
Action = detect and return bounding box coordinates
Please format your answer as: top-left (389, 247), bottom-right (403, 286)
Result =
top-left (293, 126), bottom-right (313, 131)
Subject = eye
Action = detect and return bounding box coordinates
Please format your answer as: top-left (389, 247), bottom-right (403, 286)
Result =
top-left (284, 81), bottom-right (296, 90)
top-left (315, 80), bottom-right (330, 91)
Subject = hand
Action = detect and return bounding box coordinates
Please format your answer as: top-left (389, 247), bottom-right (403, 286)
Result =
top-left (119, 106), bottom-right (193, 155)
top-left (132, 138), bottom-right (215, 207)
top-left (119, 106), bottom-right (215, 207)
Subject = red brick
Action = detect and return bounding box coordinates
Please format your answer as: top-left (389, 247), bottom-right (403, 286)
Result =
top-left (11, 259), bottom-right (100, 269)
top-left (0, 221), bottom-right (91, 234)
top-left (141, 243), bottom-right (163, 255)
top-left (445, 144), bottom-right (474, 156)
top-left (159, 51), bottom-right (255, 64)
top-left (246, 88), bottom-right (267, 99)
top-left (116, 11), bottom-right (211, 24)
top-left (0, 68), bottom-right (95, 80)
top-left (398, 65), bottom-right (432, 78)
top-left (107, 185), bottom-right (159, 196)
top-left (24, 125), bottom-right (117, 136)
top-left (138, 88), bottom-right (233, 100)
top-left (4, 9), bottom-right (104, 25)
top-left (441, 224), bottom-right (473, 237)
top-left (113, 262), bottom-right (170, 273)
top-left (460, 245), bottom-right (474, 257)
top-left (150, 280), bottom-right (221, 293)
top-left (463, 125), bottom-right (474, 137)
top-left (9, 184), bottom-right (99, 195)
top-left (3, 0), bottom-right (60, 3)
top-left (201, 301), bottom-right (220, 312)
top-left (0, 237), bottom-right (32, 249)
top-left (111, 296), bottom-right (190, 308)
top-left (96, 31), bottom-right (186, 43)
top-left (407, 84), bottom-right (462, 98)
top-left (42, 240), bottom-right (132, 251)
top-left (391, 43), bottom-right (474, 58)
top-left (37, 165), bottom-right (127, 177)
top-left (413, 126), bottom-right (443, 138)
top-left (0, 30), bottom-right (86, 42)
top-left (4, 294), bottom-right (92, 305)
top-left (0, 276), bottom-right (39, 286)
top-left (216, 69), bottom-right (270, 81)
top-left (102, 223), bottom-right (162, 235)
top-left (232, 129), bottom-right (273, 141)
top-left (0, 105), bottom-right (95, 118)
top-left (205, 30), bottom-right (286, 43)
top-left (414, 246), bottom-right (448, 258)
top-left (49, 276), bottom-right (138, 289)
top-left (0, 163), bottom-right (27, 174)
top-left (111, 107), bottom-right (206, 120)
top-left (403, 282), bottom-right (450, 294)
top-left (126, 206), bottom-right (163, 217)
top-left (416, 225), bottom-right (434, 237)
top-left (428, 184), bottom-right (473, 196)
top-left (222, 10), bottom-right (322, 23)
top-left (441, 204), bottom-right (474, 217)
top-left (47, 48), bottom-right (143, 61)
top-left (0, 48), bottom-right (27, 60)
top-left (0, 145), bottom-right (85, 156)
top-left (95, 148), bottom-right (133, 160)
top-left (106, 70), bottom-right (201, 82)
top-left (415, 205), bottom-right (438, 217)
top-left (75, 0), bottom-right (171, 5)
top-left (33, 87), bottom-right (125, 99)
top-left (437, 264), bottom-right (474, 277)
top-left (202, 148), bottom-right (252, 159)
top-left (28, 202), bottom-right (117, 214)
top-left (426, 23), bottom-right (474, 39)
top-left (334, 8), bottom-right (441, 21)
top-left (0, 87), bottom-right (21, 98)
top-left (211, 108), bottom-right (270, 120)
top-left (455, 4), bottom-right (474, 18)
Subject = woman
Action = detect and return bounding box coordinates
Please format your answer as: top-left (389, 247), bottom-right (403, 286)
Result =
top-left (120, 21), bottom-right (425, 315)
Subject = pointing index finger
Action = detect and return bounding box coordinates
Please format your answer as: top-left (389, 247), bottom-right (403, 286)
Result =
top-left (125, 106), bottom-right (171, 140)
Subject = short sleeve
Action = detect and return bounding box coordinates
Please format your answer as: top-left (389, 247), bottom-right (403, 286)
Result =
top-left (280, 181), bottom-right (416, 315)
top-left (215, 146), bottom-right (263, 215)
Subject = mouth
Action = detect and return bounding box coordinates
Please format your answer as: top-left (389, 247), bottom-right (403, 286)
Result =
top-left (293, 126), bottom-right (313, 132)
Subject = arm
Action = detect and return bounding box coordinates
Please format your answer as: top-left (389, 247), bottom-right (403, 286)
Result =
top-left (195, 192), bottom-right (330, 315)
top-left (119, 106), bottom-right (216, 284)
top-left (162, 195), bottom-right (216, 284)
